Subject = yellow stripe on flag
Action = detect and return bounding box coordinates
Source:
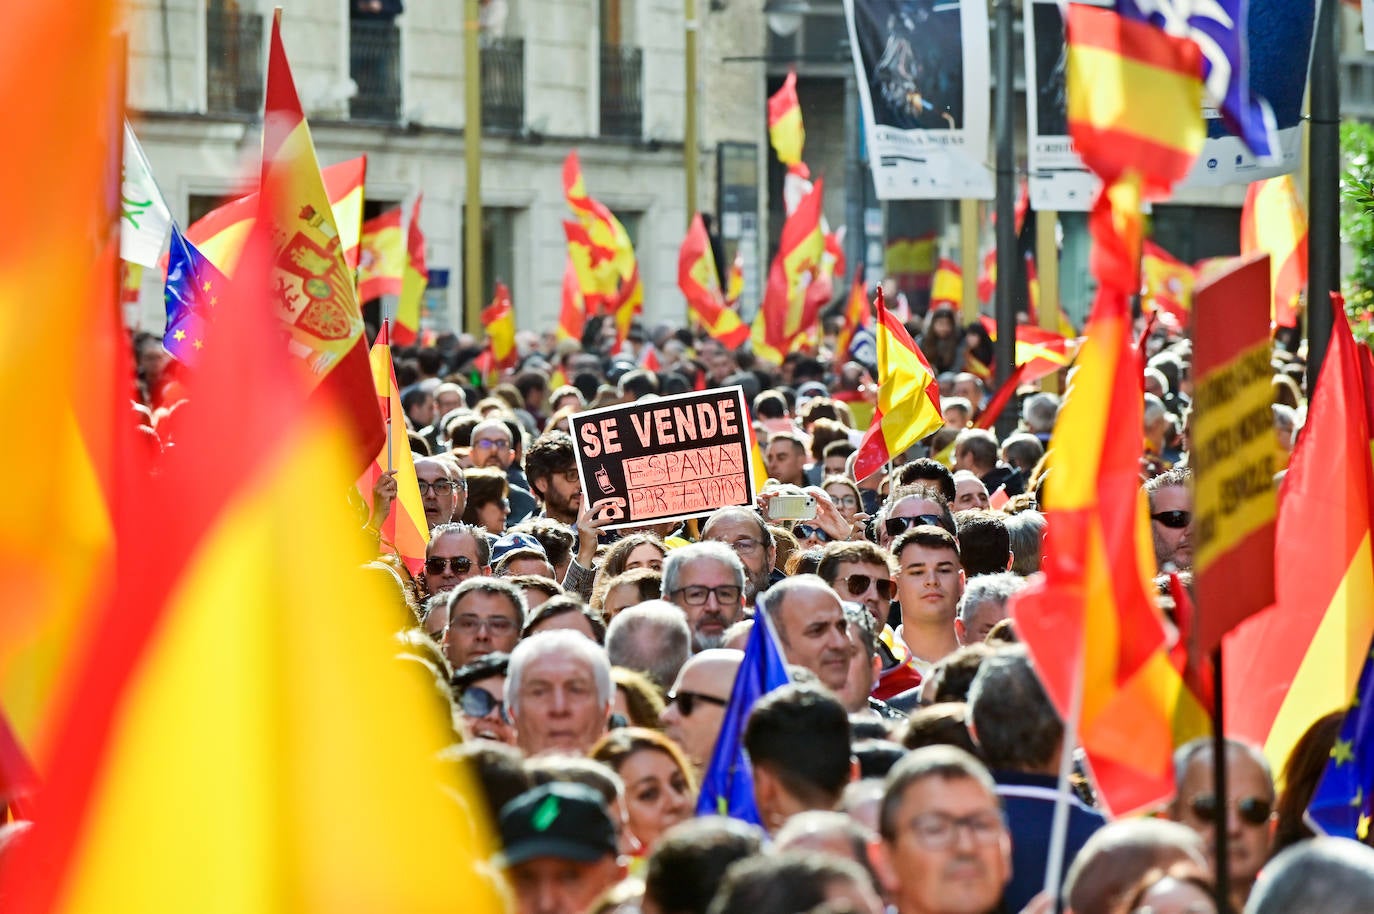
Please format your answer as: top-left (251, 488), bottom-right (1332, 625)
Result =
top-left (1067, 45), bottom-right (1206, 157)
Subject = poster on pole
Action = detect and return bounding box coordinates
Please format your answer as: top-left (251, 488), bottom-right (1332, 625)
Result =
top-left (843, 0), bottom-right (993, 200)
top-left (568, 386), bottom-right (757, 531)
top-left (1191, 253), bottom-right (1278, 653)
top-left (1024, 0), bottom-right (1097, 212)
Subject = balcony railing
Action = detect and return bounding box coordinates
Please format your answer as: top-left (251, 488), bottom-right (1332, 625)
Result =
top-left (599, 44), bottom-right (643, 140)
top-left (481, 37), bottom-right (525, 133)
top-left (1342, 56), bottom-right (1374, 121)
top-left (350, 19), bottom-right (402, 122)
top-left (206, 8), bottom-right (264, 117)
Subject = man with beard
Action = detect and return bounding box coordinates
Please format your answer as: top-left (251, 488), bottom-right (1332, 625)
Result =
top-left (524, 432), bottom-right (582, 527)
top-left (701, 506), bottom-right (778, 603)
top-left (1144, 467), bottom-right (1193, 572)
top-left (661, 542), bottom-right (748, 652)
top-left (414, 456), bottom-right (464, 530)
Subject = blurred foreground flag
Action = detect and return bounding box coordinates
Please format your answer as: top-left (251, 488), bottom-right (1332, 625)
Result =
top-left (1241, 174), bottom-right (1307, 329)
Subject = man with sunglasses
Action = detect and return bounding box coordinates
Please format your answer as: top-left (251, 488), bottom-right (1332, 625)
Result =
top-left (422, 522), bottom-right (492, 598)
top-left (1169, 736), bottom-right (1276, 913)
top-left (877, 486), bottom-right (957, 550)
top-left (451, 651), bottom-right (515, 744)
top-left (1144, 467), bottom-right (1193, 572)
top-left (660, 648), bottom-right (744, 778)
top-left (443, 576), bottom-right (525, 669)
top-left (414, 456), bottom-right (464, 530)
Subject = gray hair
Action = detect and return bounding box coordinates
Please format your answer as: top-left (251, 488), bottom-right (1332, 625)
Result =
top-left (661, 540), bottom-right (746, 598)
top-left (879, 745), bottom-right (998, 842)
top-left (605, 600), bottom-right (692, 690)
top-left (1245, 837), bottom-right (1374, 914)
top-left (1003, 511), bottom-right (1047, 576)
top-left (445, 575), bottom-right (527, 629)
top-left (842, 603), bottom-right (877, 660)
top-left (1021, 392), bottom-right (1059, 433)
top-left (967, 644), bottom-right (1063, 771)
top-left (1143, 392), bottom-right (1168, 426)
top-left (429, 522), bottom-right (491, 566)
top-left (957, 572), bottom-right (1027, 625)
top-left (507, 629), bottom-right (613, 713)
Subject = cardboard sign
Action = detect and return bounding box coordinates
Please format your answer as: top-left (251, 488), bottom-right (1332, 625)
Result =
top-left (569, 386), bottom-right (756, 530)
top-left (1191, 252), bottom-right (1278, 653)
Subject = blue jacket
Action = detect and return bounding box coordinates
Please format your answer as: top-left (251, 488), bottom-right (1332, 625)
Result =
top-left (994, 770), bottom-right (1107, 913)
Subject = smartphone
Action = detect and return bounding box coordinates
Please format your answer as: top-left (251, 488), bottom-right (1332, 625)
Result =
top-left (767, 494), bottom-right (817, 521)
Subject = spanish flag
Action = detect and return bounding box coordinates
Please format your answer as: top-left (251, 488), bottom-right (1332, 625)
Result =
top-left (563, 151), bottom-right (642, 342)
top-left (481, 281), bottom-right (518, 374)
top-left (1240, 174), bottom-right (1307, 329)
top-left (260, 10), bottom-right (383, 474)
top-left (1224, 300), bottom-right (1374, 774)
top-left (724, 249), bottom-right (744, 308)
top-left (753, 177), bottom-right (826, 363)
top-left (767, 69), bottom-right (804, 167)
top-left (357, 206), bottom-right (405, 301)
top-left (394, 194), bottom-right (428, 345)
top-left (0, 218), bottom-right (504, 912)
top-left (930, 258), bottom-right (963, 310)
top-left (833, 270), bottom-right (868, 369)
top-left (558, 259), bottom-right (587, 343)
top-left (360, 322), bottom-right (429, 575)
top-left (679, 213), bottom-right (749, 348)
top-left (977, 316), bottom-right (1077, 384)
top-left (1011, 288), bottom-right (1209, 816)
top-left (183, 157), bottom-right (368, 276)
top-left (852, 288), bottom-right (944, 482)
top-left (1141, 240), bottom-right (1194, 327)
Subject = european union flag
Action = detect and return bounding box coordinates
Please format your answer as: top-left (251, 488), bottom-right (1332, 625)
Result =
top-left (695, 606), bottom-right (791, 823)
top-left (1307, 634), bottom-right (1374, 839)
top-left (163, 224), bottom-right (227, 365)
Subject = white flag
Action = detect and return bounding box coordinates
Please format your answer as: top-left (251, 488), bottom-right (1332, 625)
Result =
top-left (120, 121), bottom-right (172, 268)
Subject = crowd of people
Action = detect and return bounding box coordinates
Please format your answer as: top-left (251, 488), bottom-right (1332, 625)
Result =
top-left (119, 309), bottom-right (1374, 914)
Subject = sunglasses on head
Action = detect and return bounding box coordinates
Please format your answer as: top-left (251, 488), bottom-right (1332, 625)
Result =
top-left (885, 514), bottom-right (946, 537)
top-left (667, 690), bottom-right (728, 716)
top-left (1187, 794), bottom-right (1272, 826)
top-left (459, 686), bottom-right (509, 721)
top-left (840, 573), bottom-right (893, 600)
top-left (1151, 510), bottom-right (1192, 529)
top-left (425, 555), bottom-right (474, 575)
top-left (794, 524), bottom-right (832, 542)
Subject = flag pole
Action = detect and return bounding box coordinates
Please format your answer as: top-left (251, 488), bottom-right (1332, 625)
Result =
top-left (384, 300), bottom-right (393, 475)
top-left (1211, 647), bottom-right (1230, 911)
top-left (1042, 650), bottom-right (1083, 905)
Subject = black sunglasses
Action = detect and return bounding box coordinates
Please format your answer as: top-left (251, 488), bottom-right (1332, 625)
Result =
top-left (794, 524), bottom-right (832, 542)
top-left (459, 686), bottom-right (509, 721)
top-left (1151, 510), bottom-right (1192, 529)
top-left (425, 555), bottom-right (474, 575)
top-left (841, 573), bottom-right (894, 600)
top-left (668, 690), bottom-right (728, 716)
top-left (1188, 793), bottom-right (1272, 826)
top-left (885, 514), bottom-right (946, 537)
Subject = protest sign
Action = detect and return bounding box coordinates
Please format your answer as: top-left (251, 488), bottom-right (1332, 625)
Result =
top-left (569, 386), bottom-right (756, 530)
top-left (1191, 253), bottom-right (1278, 652)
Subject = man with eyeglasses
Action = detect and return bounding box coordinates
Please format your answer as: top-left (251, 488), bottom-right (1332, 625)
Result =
top-left (661, 541), bottom-right (750, 652)
top-left (422, 522), bottom-right (492, 598)
top-left (1169, 736), bottom-right (1276, 913)
top-left (471, 416), bottom-right (537, 523)
top-left (660, 648), bottom-right (743, 777)
top-left (414, 456), bottom-right (464, 530)
top-left (1144, 467), bottom-right (1193, 572)
top-left (701, 506), bottom-right (779, 602)
top-left (967, 646), bottom-right (1106, 913)
top-left (451, 651), bottom-right (515, 744)
top-left (524, 431), bottom-right (583, 527)
top-left (875, 745), bottom-right (1011, 914)
top-left (443, 576), bottom-right (525, 669)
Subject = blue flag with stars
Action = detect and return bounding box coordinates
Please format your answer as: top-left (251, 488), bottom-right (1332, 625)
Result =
top-left (695, 604), bottom-right (791, 824)
top-left (1307, 633), bottom-right (1374, 840)
top-left (163, 224), bottom-right (226, 365)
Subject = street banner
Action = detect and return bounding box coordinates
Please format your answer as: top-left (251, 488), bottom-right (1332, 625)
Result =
top-left (1024, 0), bottom-right (1097, 211)
top-left (1191, 253), bottom-right (1277, 653)
top-left (842, 0), bottom-right (992, 199)
top-left (569, 386), bottom-right (756, 530)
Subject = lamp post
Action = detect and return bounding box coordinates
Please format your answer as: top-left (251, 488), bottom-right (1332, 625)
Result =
top-left (685, 0), bottom-right (699, 224)
top-left (464, 0), bottom-right (483, 334)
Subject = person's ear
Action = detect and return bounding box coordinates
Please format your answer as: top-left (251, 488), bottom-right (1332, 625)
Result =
top-left (870, 839), bottom-right (900, 897)
top-left (954, 618), bottom-right (968, 643)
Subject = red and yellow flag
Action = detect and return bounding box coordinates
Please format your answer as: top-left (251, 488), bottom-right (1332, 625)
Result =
top-left (978, 316), bottom-right (1078, 384)
top-left (1011, 289), bottom-right (1209, 816)
top-left (481, 281), bottom-right (518, 374)
top-left (753, 177), bottom-right (826, 363)
top-left (724, 249), bottom-right (744, 309)
top-left (833, 270), bottom-right (868, 369)
top-left (183, 157), bottom-right (368, 276)
top-left (1224, 299), bottom-right (1374, 772)
top-left (563, 151), bottom-right (642, 346)
top-left (1141, 240), bottom-right (1194, 327)
top-left (852, 288), bottom-right (944, 482)
top-left (394, 194), bottom-right (428, 345)
top-left (767, 69), bottom-right (805, 167)
top-left (260, 11), bottom-right (383, 474)
top-left (1, 215), bottom-right (503, 912)
top-left (357, 206), bottom-right (405, 301)
top-left (360, 323), bottom-right (429, 574)
top-left (930, 257), bottom-right (963, 310)
top-left (1240, 174), bottom-right (1307, 329)
top-left (558, 259), bottom-right (587, 343)
top-left (679, 213), bottom-right (749, 348)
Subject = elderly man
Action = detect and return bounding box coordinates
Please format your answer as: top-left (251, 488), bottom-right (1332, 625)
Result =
top-left (660, 648), bottom-right (743, 776)
top-left (605, 600), bottom-right (692, 692)
top-left (760, 575), bottom-right (853, 694)
top-left (662, 541), bottom-right (749, 652)
top-left (498, 782), bottom-right (627, 914)
top-left (443, 576), bottom-right (525, 669)
top-left (1144, 466), bottom-right (1193, 572)
top-left (701, 505), bottom-right (778, 601)
top-left (954, 572), bottom-right (1025, 646)
top-left (507, 629), bottom-right (613, 757)
top-left (950, 471), bottom-right (990, 513)
top-left (422, 522), bottom-right (492, 597)
top-left (414, 456), bottom-right (464, 529)
top-left (875, 746), bottom-right (1011, 914)
top-left (1169, 736), bottom-right (1276, 913)
top-left (1246, 838), bottom-right (1374, 914)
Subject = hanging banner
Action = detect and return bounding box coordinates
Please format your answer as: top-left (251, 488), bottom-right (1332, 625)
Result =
top-left (568, 385), bottom-right (757, 531)
top-left (1176, 0), bottom-right (1317, 188)
top-left (1024, 0), bottom-right (1097, 212)
top-left (843, 0), bottom-right (993, 200)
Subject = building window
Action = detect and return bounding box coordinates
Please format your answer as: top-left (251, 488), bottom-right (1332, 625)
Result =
top-left (206, 1), bottom-right (264, 117)
top-left (481, 38), bottom-right (525, 133)
top-left (349, 0), bottom-right (403, 122)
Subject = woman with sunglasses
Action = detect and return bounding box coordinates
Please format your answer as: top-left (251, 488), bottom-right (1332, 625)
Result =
top-left (590, 727), bottom-right (696, 855)
top-left (450, 651), bottom-right (515, 745)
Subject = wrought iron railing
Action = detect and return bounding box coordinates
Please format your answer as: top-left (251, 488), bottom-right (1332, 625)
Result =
top-left (599, 44), bottom-right (643, 140)
top-left (481, 37), bottom-right (525, 133)
top-left (206, 7), bottom-right (264, 116)
top-left (350, 19), bottom-right (402, 122)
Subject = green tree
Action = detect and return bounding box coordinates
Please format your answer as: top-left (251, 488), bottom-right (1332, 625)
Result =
top-left (1341, 121), bottom-right (1374, 344)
